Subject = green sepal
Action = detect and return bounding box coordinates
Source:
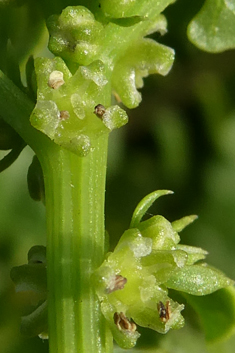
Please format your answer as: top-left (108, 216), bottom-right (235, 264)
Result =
top-left (130, 189), bottom-right (173, 228)
top-left (33, 56), bottom-right (72, 100)
top-left (101, 299), bottom-right (141, 349)
top-left (138, 215), bottom-right (180, 250)
top-left (172, 215), bottom-right (198, 233)
top-left (131, 299), bottom-right (185, 334)
top-left (175, 244), bottom-right (208, 265)
top-left (112, 40), bottom-right (175, 108)
top-left (101, 105), bottom-right (128, 130)
top-left (115, 228), bottom-right (153, 257)
top-left (166, 264), bottom-right (234, 296)
top-left (188, 0), bottom-right (235, 53)
top-left (182, 286), bottom-right (235, 343)
top-left (141, 250), bottom-right (188, 283)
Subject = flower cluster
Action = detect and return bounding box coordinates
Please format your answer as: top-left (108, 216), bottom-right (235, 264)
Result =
top-left (30, 56), bottom-right (128, 157)
top-left (93, 190), bottom-right (233, 348)
top-left (30, 4), bottom-right (175, 156)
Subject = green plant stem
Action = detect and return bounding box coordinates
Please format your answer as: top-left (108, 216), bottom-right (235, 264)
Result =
top-left (43, 135), bottom-right (112, 353)
top-left (0, 70), bottom-right (113, 353)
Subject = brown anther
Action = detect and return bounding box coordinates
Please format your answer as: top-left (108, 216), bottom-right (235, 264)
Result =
top-left (114, 312), bottom-right (137, 332)
top-left (48, 71), bottom-right (65, 89)
top-left (94, 104), bottom-right (106, 118)
top-left (60, 110), bottom-right (70, 120)
top-left (106, 274), bottom-right (127, 294)
top-left (157, 300), bottom-right (170, 323)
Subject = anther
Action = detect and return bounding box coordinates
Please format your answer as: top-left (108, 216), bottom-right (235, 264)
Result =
top-left (94, 104), bottom-right (106, 118)
top-left (48, 71), bottom-right (65, 89)
top-left (106, 274), bottom-right (127, 294)
top-left (114, 312), bottom-right (137, 332)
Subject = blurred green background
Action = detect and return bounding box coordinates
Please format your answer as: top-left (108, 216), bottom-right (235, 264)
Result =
top-left (1, 0), bottom-right (235, 352)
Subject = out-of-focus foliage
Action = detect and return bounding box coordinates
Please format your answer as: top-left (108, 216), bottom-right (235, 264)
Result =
top-left (188, 0), bottom-right (235, 53)
top-left (1, 0), bottom-right (235, 352)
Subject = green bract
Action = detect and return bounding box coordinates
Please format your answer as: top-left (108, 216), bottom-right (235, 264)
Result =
top-left (93, 190), bottom-right (234, 349)
top-left (29, 4), bottom-right (175, 155)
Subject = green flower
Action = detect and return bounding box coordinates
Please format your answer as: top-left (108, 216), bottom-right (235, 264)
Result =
top-left (93, 190), bottom-right (234, 349)
top-left (30, 56), bottom-right (128, 157)
top-left (10, 191), bottom-right (234, 347)
top-left (46, 6), bottom-right (174, 109)
top-left (29, 5), bottom-right (176, 155)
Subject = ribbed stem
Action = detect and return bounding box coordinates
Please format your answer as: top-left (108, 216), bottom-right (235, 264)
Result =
top-left (42, 134), bottom-right (112, 353)
top-left (0, 68), bottom-right (113, 353)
